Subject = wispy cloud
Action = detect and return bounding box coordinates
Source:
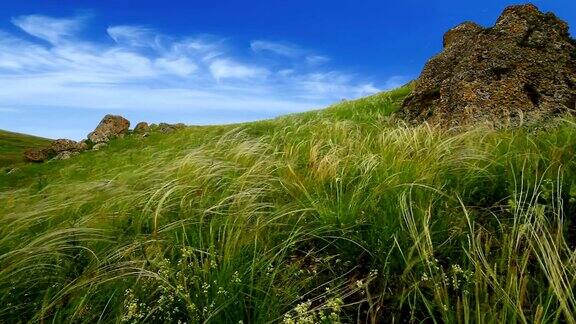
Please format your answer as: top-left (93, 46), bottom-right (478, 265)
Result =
top-left (209, 59), bottom-right (269, 81)
top-left (0, 14), bottom-right (396, 138)
top-left (107, 25), bottom-right (159, 48)
top-left (305, 55), bottom-right (330, 65)
top-left (250, 40), bottom-right (302, 57)
top-left (11, 14), bottom-right (85, 44)
top-left (250, 40), bottom-right (331, 66)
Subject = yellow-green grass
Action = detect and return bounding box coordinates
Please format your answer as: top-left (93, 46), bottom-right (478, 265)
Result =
top-left (0, 130), bottom-right (52, 169)
top-left (1, 86), bottom-right (576, 323)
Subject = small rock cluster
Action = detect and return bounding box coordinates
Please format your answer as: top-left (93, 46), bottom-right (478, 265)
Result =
top-left (23, 115), bottom-right (186, 163)
top-left (23, 139), bottom-right (87, 162)
top-left (400, 4), bottom-right (576, 127)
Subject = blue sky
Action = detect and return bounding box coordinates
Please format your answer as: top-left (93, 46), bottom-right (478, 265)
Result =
top-left (0, 1), bottom-right (574, 139)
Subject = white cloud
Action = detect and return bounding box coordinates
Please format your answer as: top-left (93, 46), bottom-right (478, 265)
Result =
top-left (0, 14), bottom-right (394, 138)
top-left (382, 75), bottom-right (409, 90)
top-left (107, 25), bottom-right (159, 48)
top-left (305, 55), bottom-right (330, 65)
top-left (251, 40), bottom-right (331, 67)
top-left (154, 57), bottom-right (197, 77)
top-left (12, 14), bottom-right (84, 44)
top-left (209, 59), bottom-right (269, 81)
top-left (171, 38), bottom-right (225, 60)
top-left (250, 40), bottom-right (301, 57)
top-left (280, 71), bottom-right (379, 100)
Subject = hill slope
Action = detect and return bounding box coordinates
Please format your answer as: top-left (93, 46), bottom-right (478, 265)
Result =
top-left (0, 130), bottom-right (52, 168)
top-left (2, 86), bottom-right (576, 323)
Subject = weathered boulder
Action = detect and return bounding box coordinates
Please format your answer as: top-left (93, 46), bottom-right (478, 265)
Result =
top-left (51, 139), bottom-right (86, 153)
top-left (400, 4), bottom-right (576, 127)
top-left (23, 148), bottom-right (53, 162)
top-left (158, 123), bottom-right (175, 133)
top-left (78, 141), bottom-right (89, 151)
top-left (88, 115), bottom-right (130, 143)
top-left (133, 122), bottom-right (150, 134)
top-left (157, 122), bottom-right (186, 134)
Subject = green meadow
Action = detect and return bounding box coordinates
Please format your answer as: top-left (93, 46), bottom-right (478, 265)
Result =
top-left (1, 86), bottom-right (576, 323)
top-left (0, 130), bottom-right (51, 169)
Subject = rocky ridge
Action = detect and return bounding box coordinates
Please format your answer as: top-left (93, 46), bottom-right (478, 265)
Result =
top-left (400, 4), bottom-right (576, 127)
top-left (23, 115), bottom-right (186, 163)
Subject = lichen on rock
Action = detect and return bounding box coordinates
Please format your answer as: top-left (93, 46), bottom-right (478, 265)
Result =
top-left (400, 4), bottom-right (576, 127)
top-left (88, 115), bottom-right (130, 143)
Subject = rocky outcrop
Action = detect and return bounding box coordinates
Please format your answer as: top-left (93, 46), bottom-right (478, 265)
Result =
top-left (88, 115), bottom-right (130, 143)
top-left (21, 114), bottom-right (187, 163)
top-left (133, 122), bottom-right (150, 134)
top-left (23, 148), bottom-right (53, 162)
top-left (400, 4), bottom-right (576, 127)
top-left (46, 139), bottom-right (88, 160)
top-left (156, 123), bottom-right (186, 134)
top-left (51, 139), bottom-right (87, 153)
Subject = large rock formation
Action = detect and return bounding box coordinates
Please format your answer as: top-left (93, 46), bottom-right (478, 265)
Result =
top-left (88, 115), bottom-right (130, 143)
top-left (400, 4), bottom-right (576, 127)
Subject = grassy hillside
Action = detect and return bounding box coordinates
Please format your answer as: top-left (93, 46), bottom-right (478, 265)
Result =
top-left (0, 130), bottom-right (52, 168)
top-left (1, 86), bottom-right (576, 323)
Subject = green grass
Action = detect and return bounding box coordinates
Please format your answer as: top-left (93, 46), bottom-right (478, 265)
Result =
top-left (0, 130), bottom-right (52, 168)
top-left (1, 86), bottom-right (576, 323)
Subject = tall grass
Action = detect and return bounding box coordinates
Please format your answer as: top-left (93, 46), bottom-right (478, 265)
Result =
top-left (1, 87), bottom-right (576, 322)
